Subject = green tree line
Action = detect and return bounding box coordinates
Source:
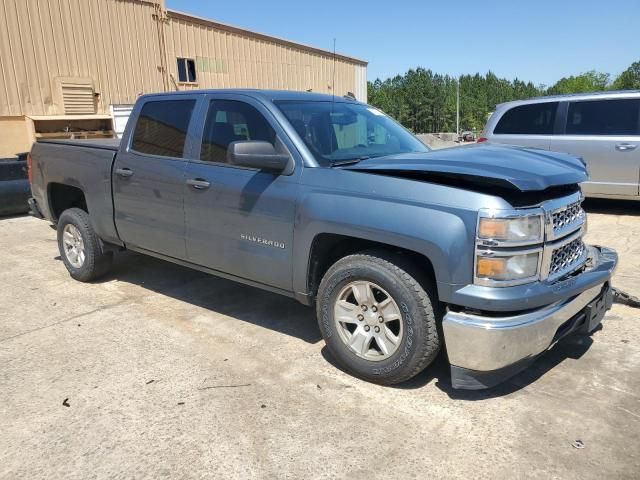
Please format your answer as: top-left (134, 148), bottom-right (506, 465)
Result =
top-left (367, 60), bottom-right (640, 134)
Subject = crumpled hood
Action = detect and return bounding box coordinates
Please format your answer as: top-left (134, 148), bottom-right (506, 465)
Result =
top-left (343, 144), bottom-right (588, 192)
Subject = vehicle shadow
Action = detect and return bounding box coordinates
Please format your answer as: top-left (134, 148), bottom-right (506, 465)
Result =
top-left (97, 250), bottom-right (322, 344)
top-left (582, 198), bottom-right (640, 216)
top-left (322, 333), bottom-right (595, 400)
top-left (92, 250), bottom-right (596, 395)
top-left (421, 335), bottom-right (593, 400)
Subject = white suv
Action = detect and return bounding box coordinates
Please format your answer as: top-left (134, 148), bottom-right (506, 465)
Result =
top-left (480, 90), bottom-right (640, 199)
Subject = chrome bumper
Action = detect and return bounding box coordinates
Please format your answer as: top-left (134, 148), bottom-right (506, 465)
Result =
top-left (443, 247), bottom-right (617, 374)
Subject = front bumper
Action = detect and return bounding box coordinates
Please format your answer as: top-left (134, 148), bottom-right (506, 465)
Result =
top-left (442, 246), bottom-right (617, 390)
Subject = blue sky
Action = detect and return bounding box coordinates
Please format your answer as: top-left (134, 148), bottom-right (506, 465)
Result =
top-left (166, 0), bottom-right (640, 87)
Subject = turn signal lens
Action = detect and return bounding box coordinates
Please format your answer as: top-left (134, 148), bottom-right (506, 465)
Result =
top-left (27, 152), bottom-right (33, 184)
top-left (476, 252), bottom-right (539, 282)
top-left (476, 257), bottom-right (506, 277)
top-left (478, 219), bottom-right (508, 239)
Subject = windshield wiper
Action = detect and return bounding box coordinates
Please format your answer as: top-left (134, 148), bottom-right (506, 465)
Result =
top-left (331, 156), bottom-right (371, 167)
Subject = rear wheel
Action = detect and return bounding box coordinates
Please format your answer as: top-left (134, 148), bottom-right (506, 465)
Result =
top-left (57, 208), bottom-right (113, 282)
top-left (316, 251), bottom-right (441, 385)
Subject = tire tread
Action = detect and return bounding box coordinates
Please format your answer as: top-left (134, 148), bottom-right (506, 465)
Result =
top-left (317, 250), bottom-right (441, 385)
top-left (57, 208), bottom-right (112, 282)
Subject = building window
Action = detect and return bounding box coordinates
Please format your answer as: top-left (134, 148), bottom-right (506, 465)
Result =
top-left (177, 58), bottom-right (197, 83)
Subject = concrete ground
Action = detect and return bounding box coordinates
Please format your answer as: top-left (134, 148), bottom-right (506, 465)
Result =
top-left (1, 200), bottom-right (639, 479)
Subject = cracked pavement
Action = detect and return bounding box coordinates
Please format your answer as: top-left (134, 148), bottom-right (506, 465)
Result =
top-left (1, 199), bottom-right (639, 479)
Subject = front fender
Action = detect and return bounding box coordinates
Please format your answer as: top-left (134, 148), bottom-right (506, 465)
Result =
top-left (292, 187), bottom-right (476, 299)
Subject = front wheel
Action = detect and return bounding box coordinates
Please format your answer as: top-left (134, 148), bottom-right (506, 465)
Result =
top-left (57, 208), bottom-right (113, 282)
top-left (316, 251), bottom-right (441, 385)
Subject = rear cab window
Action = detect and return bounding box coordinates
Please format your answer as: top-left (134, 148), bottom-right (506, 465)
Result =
top-left (130, 100), bottom-right (196, 158)
top-left (494, 102), bottom-right (559, 135)
top-left (566, 99), bottom-right (640, 135)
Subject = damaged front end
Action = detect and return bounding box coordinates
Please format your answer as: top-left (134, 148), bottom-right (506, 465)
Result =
top-left (344, 144), bottom-right (620, 389)
top-left (342, 143), bottom-right (589, 206)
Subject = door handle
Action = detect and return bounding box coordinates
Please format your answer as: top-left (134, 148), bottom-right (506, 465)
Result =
top-left (115, 167), bottom-right (134, 178)
top-left (615, 143), bottom-right (637, 152)
top-left (186, 178), bottom-right (211, 190)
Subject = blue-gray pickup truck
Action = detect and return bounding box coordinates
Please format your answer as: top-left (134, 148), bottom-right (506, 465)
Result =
top-left (28, 90), bottom-right (618, 389)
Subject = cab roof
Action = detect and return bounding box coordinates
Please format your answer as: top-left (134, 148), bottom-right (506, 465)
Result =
top-left (139, 89), bottom-right (363, 104)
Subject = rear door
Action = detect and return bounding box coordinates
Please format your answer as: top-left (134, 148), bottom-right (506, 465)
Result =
top-left (113, 96), bottom-right (199, 259)
top-left (489, 101), bottom-right (559, 150)
top-left (549, 98), bottom-right (640, 197)
top-left (182, 94), bottom-right (300, 291)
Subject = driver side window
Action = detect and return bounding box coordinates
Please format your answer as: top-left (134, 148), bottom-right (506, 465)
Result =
top-left (200, 100), bottom-right (276, 163)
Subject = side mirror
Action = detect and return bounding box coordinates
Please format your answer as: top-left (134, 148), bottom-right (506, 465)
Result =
top-left (227, 140), bottom-right (292, 174)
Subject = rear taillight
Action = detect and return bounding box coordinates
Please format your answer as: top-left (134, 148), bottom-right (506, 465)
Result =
top-left (477, 137), bottom-right (488, 143)
top-left (27, 152), bottom-right (33, 183)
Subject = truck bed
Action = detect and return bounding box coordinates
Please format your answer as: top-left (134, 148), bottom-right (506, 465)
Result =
top-left (38, 138), bottom-right (121, 151)
top-left (29, 139), bottom-right (121, 245)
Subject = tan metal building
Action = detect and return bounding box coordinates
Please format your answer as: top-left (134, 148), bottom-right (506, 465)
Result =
top-left (0, 0), bottom-right (367, 157)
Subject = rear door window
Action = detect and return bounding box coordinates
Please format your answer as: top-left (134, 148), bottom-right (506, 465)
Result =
top-left (494, 102), bottom-right (558, 135)
top-left (131, 100), bottom-right (196, 158)
top-left (566, 99), bottom-right (640, 135)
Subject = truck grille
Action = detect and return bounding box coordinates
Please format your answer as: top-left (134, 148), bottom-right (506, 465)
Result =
top-left (549, 237), bottom-right (586, 277)
top-left (551, 201), bottom-right (584, 233)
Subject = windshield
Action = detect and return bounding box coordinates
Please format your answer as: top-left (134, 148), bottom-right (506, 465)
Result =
top-left (275, 101), bottom-right (429, 164)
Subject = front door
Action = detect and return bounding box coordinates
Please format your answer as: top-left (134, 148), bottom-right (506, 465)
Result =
top-left (550, 98), bottom-right (640, 197)
top-left (113, 96), bottom-right (198, 258)
top-left (183, 95), bottom-right (300, 291)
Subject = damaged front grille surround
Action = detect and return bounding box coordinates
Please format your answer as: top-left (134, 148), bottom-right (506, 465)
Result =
top-left (541, 229), bottom-right (588, 282)
top-left (475, 191), bottom-right (588, 287)
top-left (549, 238), bottom-right (586, 276)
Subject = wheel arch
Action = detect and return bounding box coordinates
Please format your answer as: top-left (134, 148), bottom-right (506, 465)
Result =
top-left (304, 233), bottom-right (439, 304)
top-left (47, 182), bottom-right (88, 222)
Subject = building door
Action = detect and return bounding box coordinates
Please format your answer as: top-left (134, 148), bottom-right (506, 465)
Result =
top-left (183, 94), bottom-right (299, 291)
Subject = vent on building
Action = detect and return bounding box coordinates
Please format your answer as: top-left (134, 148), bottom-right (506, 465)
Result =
top-left (58, 78), bottom-right (96, 115)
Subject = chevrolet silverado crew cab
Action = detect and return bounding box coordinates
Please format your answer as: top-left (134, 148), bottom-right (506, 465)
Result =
top-left (28, 90), bottom-right (618, 389)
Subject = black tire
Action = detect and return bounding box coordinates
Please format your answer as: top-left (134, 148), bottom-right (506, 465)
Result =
top-left (57, 208), bottom-right (113, 282)
top-left (316, 250), bottom-right (441, 385)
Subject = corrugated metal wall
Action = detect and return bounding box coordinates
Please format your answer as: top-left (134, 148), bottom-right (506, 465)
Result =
top-left (0, 0), bottom-right (368, 118)
top-left (165, 11), bottom-right (365, 99)
top-left (0, 0), bottom-right (164, 116)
